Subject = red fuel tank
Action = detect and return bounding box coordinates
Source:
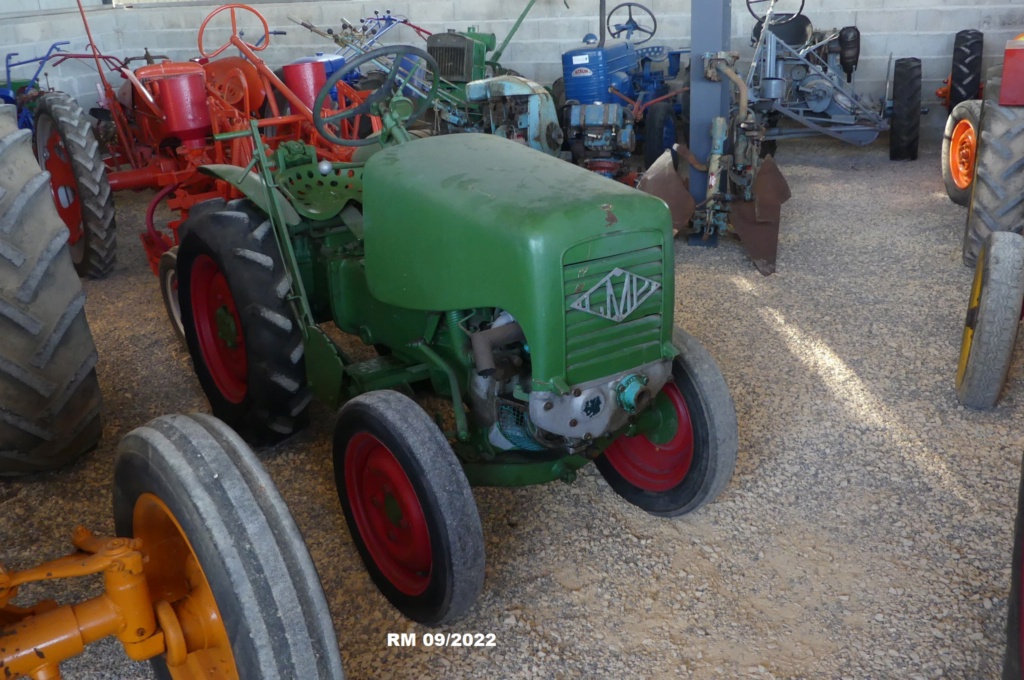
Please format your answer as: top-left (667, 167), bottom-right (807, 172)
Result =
top-left (282, 60), bottom-right (327, 110)
top-left (135, 62), bottom-right (212, 148)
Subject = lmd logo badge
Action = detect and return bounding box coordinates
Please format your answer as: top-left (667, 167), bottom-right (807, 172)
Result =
top-left (571, 67), bottom-right (593, 77)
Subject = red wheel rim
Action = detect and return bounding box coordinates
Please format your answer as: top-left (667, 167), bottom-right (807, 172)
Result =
top-left (604, 382), bottom-right (694, 492)
top-left (190, 254), bottom-right (247, 403)
top-left (345, 431), bottom-right (432, 596)
top-left (40, 125), bottom-right (83, 243)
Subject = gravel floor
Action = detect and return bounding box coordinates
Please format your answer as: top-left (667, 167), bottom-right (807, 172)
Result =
top-left (2, 131), bottom-right (1019, 679)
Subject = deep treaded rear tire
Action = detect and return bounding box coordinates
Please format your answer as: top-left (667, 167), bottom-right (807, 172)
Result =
top-left (956, 232), bottom-right (1024, 409)
top-left (962, 75), bottom-right (1024, 267)
top-left (942, 99), bottom-right (982, 207)
top-left (34, 92), bottom-right (116, 279)
top-left (890, 57), bottom-right (921, 161)
top-left (178, 199), bottom-right (310, 444)
top-left (949, 29), bottom-right (983, 113)
top-left (0, 103), bottom-right (102, 475)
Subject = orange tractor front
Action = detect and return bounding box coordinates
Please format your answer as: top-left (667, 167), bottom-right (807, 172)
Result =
top-left (38, 2), bottom-right (376, 296)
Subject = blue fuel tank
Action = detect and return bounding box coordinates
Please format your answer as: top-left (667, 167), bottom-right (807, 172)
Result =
top-left (562, 42), bottom-right (638, 104)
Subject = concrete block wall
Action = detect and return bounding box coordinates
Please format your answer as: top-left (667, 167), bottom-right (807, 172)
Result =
top-left (2, 0), bottom-right (1022, 118)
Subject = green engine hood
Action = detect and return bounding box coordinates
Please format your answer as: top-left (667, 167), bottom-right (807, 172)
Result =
top-left (362, 133), bottom-right (674, 389)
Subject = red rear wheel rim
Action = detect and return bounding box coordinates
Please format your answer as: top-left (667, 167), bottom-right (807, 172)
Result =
top-left (345, 431), bottom-right (432, 596)
top-left (190, 254), bottom-right (247, 403)
top-left (604, 382), bottom-right (695, 492)
top-left (41, 125), bottom-right (83, 243)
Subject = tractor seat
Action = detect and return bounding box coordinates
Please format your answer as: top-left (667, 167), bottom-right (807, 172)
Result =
top-left (751, 14), bottom-right (813, 47)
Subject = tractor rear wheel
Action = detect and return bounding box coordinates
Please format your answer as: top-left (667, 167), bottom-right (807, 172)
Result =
top-left (596, 327), bottom-right (738, 516)
top-left (942, 99), bottom-right (982, 207)
top-left (889, 57), bottom-right (922, 161)
top-left (948, 29), bottom-right (983, 113)
top-left (33, 92), bottom-right (116, 278)
top-left (0, 103), bottom-right (102, 475)
top-left (333, 390), bottom-right (485, 626)
top-left (962, 75), bottom-right (1024, 267)
top-left (643, 102), bottom-right (677, 169)
top-left (113, 413), bottom-right (344, 680)
top-left (177, 201), bottom-right (310, 444)
top-left (955, 231), bottom-right (1024, 409)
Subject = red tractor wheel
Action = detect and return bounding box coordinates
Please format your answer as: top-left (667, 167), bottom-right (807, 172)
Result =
top-left (942, 99), bottom-right (981, 207)
top-left (596, 327), bottom-right (737, 516)
top-left (114, 413), bottom-right (344, 679)
top-left (33, 92), bottom-right (116, 278)
top-left (177, 200), bottom-right (310, 444)
top-left (333, 390), bottom-right (485, 625)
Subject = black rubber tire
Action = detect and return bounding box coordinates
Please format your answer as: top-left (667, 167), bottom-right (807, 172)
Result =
top-left (333, 390), bottom-right (485, 626)
top-left (33, 92), bottom-right (116, 278)
top-left (113, 413), bottom-right (344, 680)
top-left (889, 57), bottom-right (921, 161)
top-left (1004, 450), bottom-right (1024, 679)
top-left (0, 104), bottom-right (103, 475)
top-left (955, 232), bottom-right (1024, 409)
top-left (948, 29), bottom-right (984, 113)
top-left (963, 74), bottom-right (1024, 267)
top-left (177, 200), bottom-right (310, 444)
top-left (595, 327), bottom-right (738, 517)
top-left (643, 101), bottom-right (677, 169)
top-left (942, 99), bottom-right (982, 207)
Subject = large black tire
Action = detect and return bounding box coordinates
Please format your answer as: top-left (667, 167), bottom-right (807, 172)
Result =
top-left (955, 232), bottom-right (1024, 409)
top-left (948, 29), bottom-right (984, 113)
top-left (333, 390), bottom-right (485, 626)
top-left (1005, 449), bottom-right (1024, 679)
top-left (889, 57), bottom-right (922, 161)
top-left (942, 99), bottom-right (982, 207)
top-left (33, 92), bottom-right (116, 279)
top-left (643, 101), bottom-right (677, 169)
top-left (113, 413), bottom-right (345, 680)
top-left (595, 327), bottom-right (738, 517)
top-left (963, 74), bottom-right (1024, 267)
top-left (177, 200), bottom-right (310, 444)
top-left (0, 103), bottom-right (102, 475)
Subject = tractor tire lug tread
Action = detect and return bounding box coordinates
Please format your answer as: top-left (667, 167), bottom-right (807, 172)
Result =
top-left (949, 29), bottom-right (983, 112)
top-left (34, 92), bottom-right (116, 279)
top-left (0, 103), bottom-right (103, 475)
top-left (962, 76), bottom-right (1024, 267)
top-left (890, 58), bottom-right (922, 161)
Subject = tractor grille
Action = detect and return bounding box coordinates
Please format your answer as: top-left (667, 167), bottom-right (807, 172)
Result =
top-left (427, 34), bottom-right (474, 82)
top-left (562, 232), bottom-right (665, 385)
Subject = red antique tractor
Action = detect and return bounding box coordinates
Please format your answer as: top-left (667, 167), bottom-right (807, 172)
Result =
top-left (39, 2), bottom-right (375, 301)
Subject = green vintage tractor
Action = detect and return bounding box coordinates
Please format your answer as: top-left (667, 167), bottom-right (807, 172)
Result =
top-left (174, 47), bottom-right (738, 625)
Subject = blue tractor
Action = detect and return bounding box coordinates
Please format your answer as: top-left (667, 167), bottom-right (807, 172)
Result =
top-left (554, 2), bottom-right (688, 179)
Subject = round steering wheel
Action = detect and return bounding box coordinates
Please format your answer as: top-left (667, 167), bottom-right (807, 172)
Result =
top-left (198, 4), bottom-right (270, 59)
top-left (312, 46), bottom-right (439, 147)
top-left (746, 0), bottom-right (806, 25)
top-left (606, 3), bottom-right (657, 45)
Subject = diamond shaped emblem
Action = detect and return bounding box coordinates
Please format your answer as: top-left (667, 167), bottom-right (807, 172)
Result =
top-left (570, 267), bottom-right (660, 323)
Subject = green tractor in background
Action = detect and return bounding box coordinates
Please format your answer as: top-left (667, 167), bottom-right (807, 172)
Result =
top-left (174, 46), bottom-right (737, 625)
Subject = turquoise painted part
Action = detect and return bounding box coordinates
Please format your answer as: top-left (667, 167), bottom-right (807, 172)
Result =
top-left (616, 373), bottom-right (650, 413)
top-left (360, 133), bottom-right (674, 389)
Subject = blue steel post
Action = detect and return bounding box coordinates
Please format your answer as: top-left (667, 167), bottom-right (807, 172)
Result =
top-left (688, 0), bottom-right (732, 205)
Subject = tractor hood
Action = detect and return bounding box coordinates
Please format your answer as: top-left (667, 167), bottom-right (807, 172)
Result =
top-left (362, 133), bottom-right (674, 389)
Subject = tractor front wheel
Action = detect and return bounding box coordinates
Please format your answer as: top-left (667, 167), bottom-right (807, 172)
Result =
top-left (596, 327), bottom-right (738, 516)
top-left (333, 390), bottom-right (485, 626)
top-left (113, 413), bottom-right (344, 679)
top-left (177, 200), bottom-right (310, 444)
top-left (955, 231), bottom-right (1024, 409)
top-left (159, 246), bottom-right (184, 343)
top-left (34, 92), bottom-right (116, 278)
top-left (942, 99), bottom-right (981, 207)
top-left (962, 74), bottom-right (1024, 267)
